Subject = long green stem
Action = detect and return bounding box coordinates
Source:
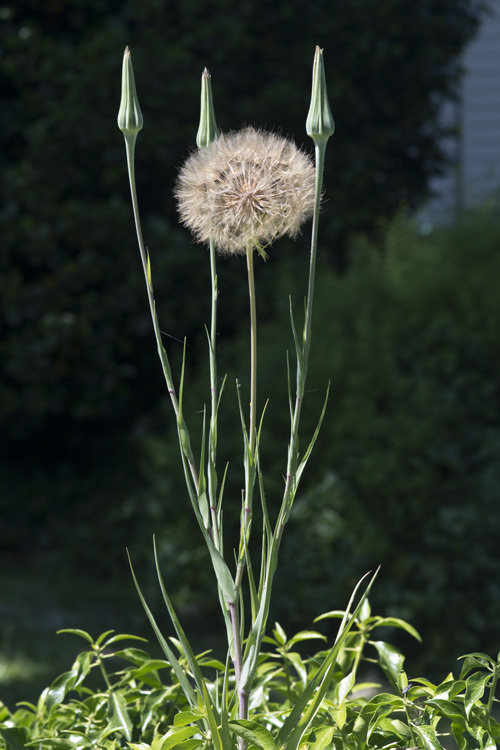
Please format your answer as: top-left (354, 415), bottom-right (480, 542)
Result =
top-left (487, 664), bottom-right (499, 715)
top-left (208, 237), bottom-right (220, 546)
top-left (303, 141), bottom-right (326, 362)
top-left (234, 243), bottom-right (258, 586)
top-left (246, 244), bottom-right (258, 457)
top-left (124, 137), bottom-right (199, 494)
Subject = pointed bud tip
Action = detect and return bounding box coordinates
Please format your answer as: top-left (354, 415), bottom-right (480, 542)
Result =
top-left (196, 65), bottom-right (219, 148)
top-left (306, 45), bottom-right (335, 143)
top-left (118, 45), bottom-right (143, 138)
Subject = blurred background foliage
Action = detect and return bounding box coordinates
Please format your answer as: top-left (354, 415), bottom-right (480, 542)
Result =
top-left (1, 0), bottom-right (497, 701)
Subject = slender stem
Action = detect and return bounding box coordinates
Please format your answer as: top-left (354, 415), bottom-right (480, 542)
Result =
top-left (124, 136), bottom-right (199, 493)
top-left (208, 237), bottom-right (220, 546)
top-left (95, 650), bottom-right (113, 691)
top-left (303, 141), bottom-right (326, 365)
top-left (234, 244), bottom-right (258, 594)
top-left (246, 244), bottom-right (258, 456)
top-left (487, 665), bottom-right (499, 715)
top-left (229, 598), bottom-right (248, 749)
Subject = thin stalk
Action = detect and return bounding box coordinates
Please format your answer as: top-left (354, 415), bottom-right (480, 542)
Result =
top-left (234, 243), bottom-right (258, 591)
top-left (95, 650), bottom-right (113, 692)
top-left (246, 244), bottom-right (258, 457)
top-left (229, 598), bottom-right (247, 750)
top-left (208, 237), bottom-right (220, 546)
top-left (303, 141), bottom-right (326, 362)
top-left (487, 665), bottom-right (499, 715)
top-left (124, 137), bottom-right (199, 494)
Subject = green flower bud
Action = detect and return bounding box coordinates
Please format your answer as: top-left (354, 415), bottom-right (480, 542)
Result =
top-left (196, 67), bottom-right (219, 149)
top-left (306, 46), bottom-right (335, 143)
top-left (117, 46), bottom-right (143, 139)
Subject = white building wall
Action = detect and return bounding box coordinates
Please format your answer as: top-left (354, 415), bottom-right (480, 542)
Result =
top-left (461, 0), bottom-right (500, 204)
top-left (421, 0), bottom-right (500, 225)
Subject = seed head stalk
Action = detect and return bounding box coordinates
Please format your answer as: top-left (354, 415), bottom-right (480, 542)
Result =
top-left (246, 244), bottom-right (258, 458)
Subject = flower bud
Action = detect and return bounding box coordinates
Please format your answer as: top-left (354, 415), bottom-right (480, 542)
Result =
top-left (306, 46), bottom-right (335, 143)
top-left (196, 68), bottom-right (219, 149)
top-left (117, 46), bottom-right (143, 139)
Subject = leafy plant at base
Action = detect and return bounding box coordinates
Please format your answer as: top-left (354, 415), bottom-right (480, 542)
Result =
top-left (1, 606), bottom-right (498, 749)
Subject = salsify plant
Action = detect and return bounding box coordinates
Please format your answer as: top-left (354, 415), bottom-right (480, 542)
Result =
top-left (0, 48), bottom-right (499, 750)
top-left (116, 44), bottom-right (382, 750)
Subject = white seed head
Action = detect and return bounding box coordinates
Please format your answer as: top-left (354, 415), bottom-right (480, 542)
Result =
top-left (175, 127), bottom-right (316, 256)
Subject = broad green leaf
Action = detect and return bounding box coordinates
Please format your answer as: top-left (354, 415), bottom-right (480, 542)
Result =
top-left (130, 659), bottom-right (170, 678)
top-left (173, 741), bottom-right (203, 750)
top-left (229, 719), bottom-right (277, 750)
top-left (459, 654), bottom-right (490, 680)
top-left (432, 677), bottom-right (465, 700)
top-left (451, 722), bottom-right (467, 750)
top-left (45, 670), bottom-right (78, 709)
top-left (56, 629), bottom-right (94, 644)
top-left (287, 631), bottom-right (327, 648)
top-left (333, 671), bottom-right (355, 706)
top-left (103, 633), bottom-right (148, 648)
top-left (155, 727), bottom-right (200, 750)
top-left (362, 693), bottom-right (404, 709)
top-left (367, 703), bottom-right (401, 741)
top-left (0, 726), bottom-right (30, 750)
top-left (413, 723), bottom-right (443, 750)
top-left (464, 671), bottom-right (490, 718)
top-left (306, 726), bottom-right (334, 750)
top-left (273, 622), bottom-right (287, 646)
top-left (286, 652), bottom-right (307, 686)
top-left (372, 617), bottom-right (421, 642)
top-left (426, 698), bottom-right (466, 728)
top-left (109, 692), bottom-right (133, 741)
top-left (314, 610), bottom-right (346, 622)
top-left (329, 704), bottom-right (346, 729)
top-left (371, 641), bottom-right (405, 687)
top-left (489, 717), bottom-right (500, 741)
top-left (95, 630), bottom-right (118, 646)
top-left (173, 708), bottom-right (206, 727)
top-left (389, 718), bottom-right (411, 738)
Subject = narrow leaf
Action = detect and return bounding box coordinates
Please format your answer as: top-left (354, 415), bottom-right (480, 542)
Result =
top-left (109, 691), bottom-right (133, 741)
top-left (127, 551), bottom-right (197, 706)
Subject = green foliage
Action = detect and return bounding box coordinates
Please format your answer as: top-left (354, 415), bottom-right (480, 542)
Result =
top-left (1, 606), bottom-right (498, 750)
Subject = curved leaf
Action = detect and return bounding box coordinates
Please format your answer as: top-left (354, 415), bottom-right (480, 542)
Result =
top-left (229, 720), bottom-right (277, 750)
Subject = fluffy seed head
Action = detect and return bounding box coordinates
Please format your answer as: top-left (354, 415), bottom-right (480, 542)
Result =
top-left (175, 127), bottom-right (316, 256)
